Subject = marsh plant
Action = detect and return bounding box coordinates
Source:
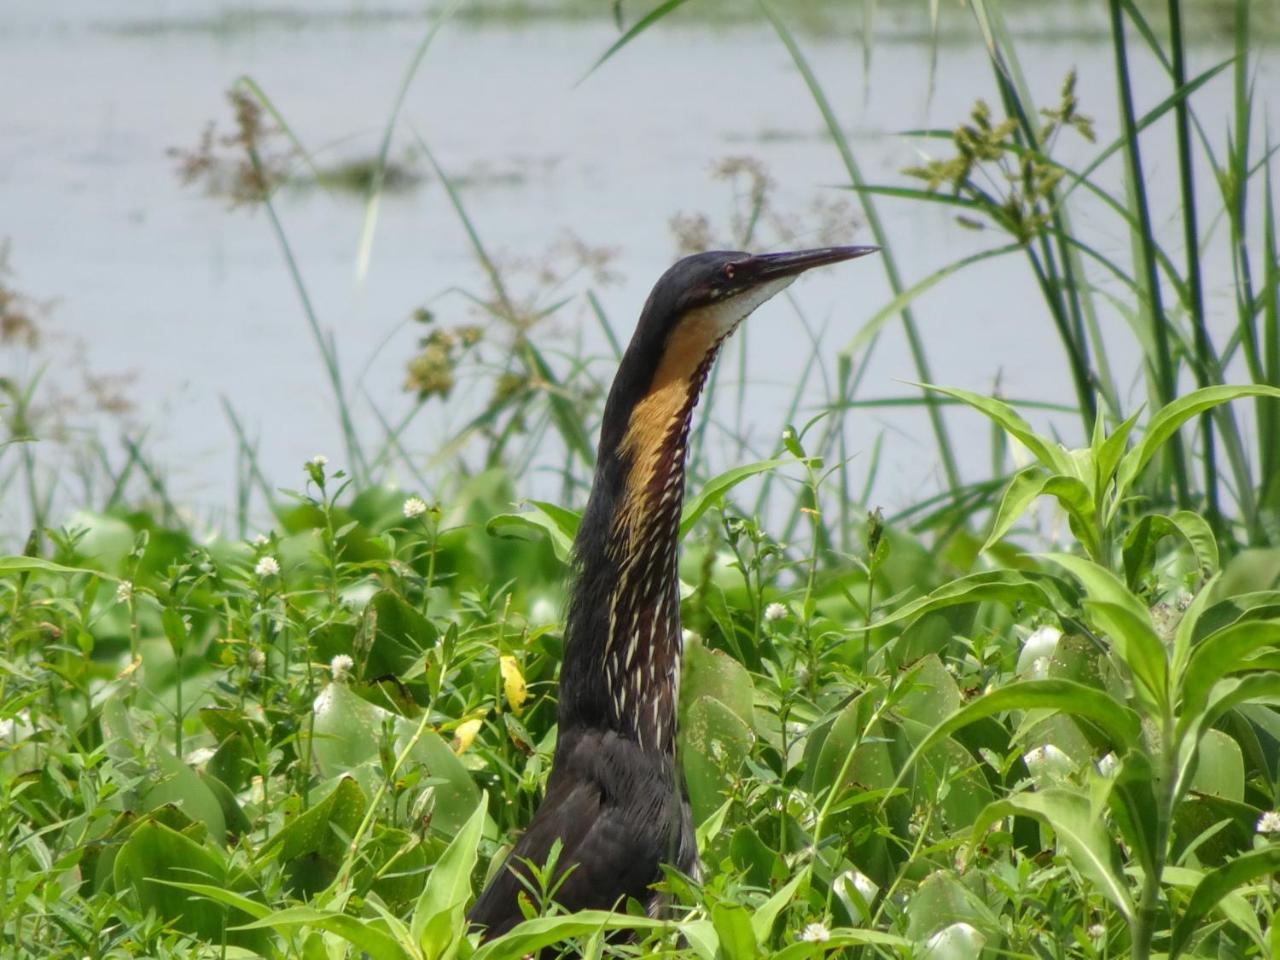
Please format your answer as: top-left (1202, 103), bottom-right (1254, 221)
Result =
top-left (2, 0), bottom-right (1279, 958)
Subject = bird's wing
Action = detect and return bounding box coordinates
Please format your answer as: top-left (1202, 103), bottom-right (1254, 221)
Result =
top-left (467, 734), bottom-right (673, 939)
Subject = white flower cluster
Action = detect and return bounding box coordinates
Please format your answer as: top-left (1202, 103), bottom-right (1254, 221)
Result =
top-left (255, 556), bottom-right (280, 577)
top-left (764, 602), bottom-right (788, 622)
top-left (1257, 810), bottom-right (1280, 834)
top-left (403, 496), bottom-right (428, 519)
top-left (799, 923), bottom-right (829, 943)
top-left (330, 654), bottom-right (355, 683)
top-left (115, 580), bottom-right (133, 605)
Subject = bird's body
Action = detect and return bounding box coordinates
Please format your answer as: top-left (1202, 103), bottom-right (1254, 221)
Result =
top-left (468, 246), bottom-right (875, 939)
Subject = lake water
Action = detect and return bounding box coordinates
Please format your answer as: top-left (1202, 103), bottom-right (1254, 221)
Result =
top-left (2, 1), bottom-right (1274, 539)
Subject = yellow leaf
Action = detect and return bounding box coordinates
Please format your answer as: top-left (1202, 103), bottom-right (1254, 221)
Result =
top-left (500, 655), bottom-right (528, 716)
top-left (451, 718), bottom-right (483, 755)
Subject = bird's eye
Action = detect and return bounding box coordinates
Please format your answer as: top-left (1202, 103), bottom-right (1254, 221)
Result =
top-left (722, 264), bottom-right (736, 280)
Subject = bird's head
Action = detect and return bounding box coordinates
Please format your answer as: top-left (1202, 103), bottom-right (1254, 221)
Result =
top-left (598, 246), bottom-right (878, 462)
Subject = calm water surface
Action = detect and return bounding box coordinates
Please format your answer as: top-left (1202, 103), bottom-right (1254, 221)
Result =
top-left (2, 2), bottom-right (1272, 536)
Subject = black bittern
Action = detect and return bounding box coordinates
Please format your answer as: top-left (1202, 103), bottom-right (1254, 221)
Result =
top-left (467, 246), bottom-right (877, 939)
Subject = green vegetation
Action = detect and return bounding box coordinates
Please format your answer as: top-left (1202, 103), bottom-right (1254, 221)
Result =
top-left (4, 0), bottom-right (1280, 958)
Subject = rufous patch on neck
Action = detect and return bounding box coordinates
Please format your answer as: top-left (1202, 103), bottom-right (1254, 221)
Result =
top-left (615, 307), bottom-right (721, 546)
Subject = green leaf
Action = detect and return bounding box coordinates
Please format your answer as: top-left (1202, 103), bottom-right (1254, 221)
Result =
top-left (1107, 751), bottom-right (1158, 878)
top-left (982, 466), bottom-right (1048, 552)
top-left (235, 905), bottom-right (411, 960)
top-left (580, 0), bottom-right (694, 80)
top-left (681, 696), bottom-right (753, 825)
top-left (257, 777), bottom-right (367, 895)
top-left (904, 870), bottom-right (998, 942)
top-left (469, 911), bottom-right (669, 960)
top-left (680, 635), bottom-right (754, 727)
top-left (154, 880), bottom-right (271, 921)
top-left (1122, 511), bottom-right (1219, 589)
top-left (891, 680), bottom-right (1141, 797)
top-left (680, 458), bottom-right (810, 539)
top-left (146, 748), bottom-right (227, 842)
top-left (395, 723), bottom-right (483, 836)
top-left (412, 792), bottom-right (487, 959)
top-left (972, 789), bottom-right (1134, 921)
top-left (711, 901), bottom-right (759, 960)
top-left (1180, 620), bottom-right (1280, 724)
top-left (1041, 475), bottom-right (1101, 559)
top-left (486, 500), bottom-right (581, 563)
top-left (1047, 554), bottom-right (1168, 708)
top-left (751, 871), bottom-right (806, 945)
top-left (1171, 574), bottom-right (1221, 678)
top-left (0, 555), bottom-right (111, 578)
top-left (115, 821), bottom-right (263, 945)
top-left (1168, 847), bottom-right (1280, 958)
top-left (1094, 409), bottom-right (1143, 491)
top-left (368, 588), bottom-right (440, 675)
top-left (916, 384), bottom-right (1071, 474)
top-left (769, 931), bottom-right (912, 959)
top-left (1114, 385), bottom-right (1280, 507)
top-left (864, 569), bottom-right (1070, 632)
top-left (1186, 729), bottom-right (1243, 801)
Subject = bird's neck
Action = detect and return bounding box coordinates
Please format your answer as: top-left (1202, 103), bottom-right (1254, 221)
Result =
top-left (558, 348), bottom-right (719, 755)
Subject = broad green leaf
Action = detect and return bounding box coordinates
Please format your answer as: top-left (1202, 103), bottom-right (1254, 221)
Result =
top-left (1168, 847), bottom-right (1280, 958)
top-left (680, 635), bottom-right (754, 727)
top-left (235, 905), bottom-right (410, 960)
top-left (470, 911), bottom-right (669, 960)
top-left (1114, 385), bottom-right (1280, 506)
top-left (1161, 865), bottom-right (1263, 951)
top-left (1122, 511), bottom-right (1219, 590)
top-left (486, 500), bottom-right (581, 564)
top-left (916, 384), bottom-right (1071, 474)
top-left (896, 655), bottom-right (962, 727)
top-left (680, 458), bottom-right (811, 539)
top-left (1186, 729), bottom-right (1243, 801)
top-left (367, 588), bottom-right (440, 675)
top-left (864, 569), bottom-right (1069, 632)
top-left (395, 724), bottom-right (482, 836)
top-left (711, 901), bottom-right (758, 960)
top-left (412, 792), bottom-right (487, 958)
top-left (1083, 600), bottom-right (1168, 710)
top-left (146, 748), bottom-right (227, 842)
top-left (1041, 475), bottom-right (1100, 560)
top-left (768, 930), bottom-right (912, 960)
top-left (971, 789), bottom-right (1133, 921)
top-left (811, 693), bottom-right (893, 799)
top-left (312, 681), bottom-right (388, 776)
top-left (1107, 751), bottom-right (1157, 878)
top-left (982, 466), bottom-right (1048, 553)
top-left (1175, 674), bottom-right (1280, 790)
top-left (681, 696), bottom-right (753, 825)
top-left (1047, 554), bottom-right (1168, 707)
top-left (904, 870), bottom-right (998, 941)
top-left (115, 821), bottom-right (264, 946)
top-left (751, 871), bottom-right (806, 945)
top-left (1180, 620), bottom-right (1280, 725)
top-left (256, 777), bottom-right (367, 894)
top-left (890, 680), bottom-right (1142, 800)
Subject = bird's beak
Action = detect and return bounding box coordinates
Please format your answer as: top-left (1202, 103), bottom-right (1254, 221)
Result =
top-left (738, 245), bottom-right (879, 283)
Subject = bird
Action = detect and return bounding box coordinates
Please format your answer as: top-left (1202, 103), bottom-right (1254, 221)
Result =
top-left (467, 245), bottom-right (877, 939)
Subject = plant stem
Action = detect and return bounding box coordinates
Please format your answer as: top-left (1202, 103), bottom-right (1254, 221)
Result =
top-left (1167, 0), bottom-right (1221, 538)
top-left (1109, 0), bottom-right (1190, 509)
